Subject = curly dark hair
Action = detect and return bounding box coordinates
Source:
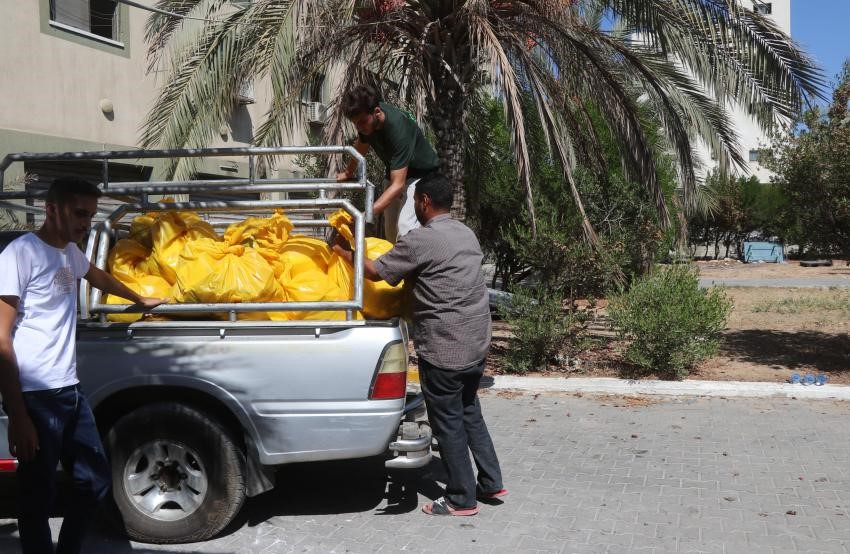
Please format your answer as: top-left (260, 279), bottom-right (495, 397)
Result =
top-left (342, 84), bottom-right (382, 118)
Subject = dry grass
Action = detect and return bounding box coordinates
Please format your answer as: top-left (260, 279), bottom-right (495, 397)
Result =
top-left (750, 289), bottom-right (850, 314)
top-left (487, 285), bottom-right (850, 385)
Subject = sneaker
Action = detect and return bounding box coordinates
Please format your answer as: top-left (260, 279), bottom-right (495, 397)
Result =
top-left (421, 497), bottom-right (479, 516)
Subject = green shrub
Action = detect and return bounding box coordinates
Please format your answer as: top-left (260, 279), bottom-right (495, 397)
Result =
top-left (608, 265), bottom-right (731, 379)
top-left (499, 287), bottom-right (586, 374)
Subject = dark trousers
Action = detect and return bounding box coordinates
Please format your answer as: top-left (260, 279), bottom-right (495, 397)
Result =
top-left (419, 358), bottom-right (503, 508)
top-left (15, 386), bottom-right (111, 554)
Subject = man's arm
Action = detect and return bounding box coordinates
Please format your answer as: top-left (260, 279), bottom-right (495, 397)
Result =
top-left (84, 264), bottom-right (168, 309)
top-left (334, 233), bottom-right (418, 287)
top-left (372, 167), bottom-right (409, 216)
top-left (0, 296), bottom-right (38, 461)
top-left (332, 243), bottom-right (382, 282)
top-left (336, 138), bottom-right (371, 182)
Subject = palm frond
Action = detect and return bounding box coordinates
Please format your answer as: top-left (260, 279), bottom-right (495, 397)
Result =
top-left (139, 0), bottom-right (826, 244)
top-left (468, 10), bottom-right (538, 233)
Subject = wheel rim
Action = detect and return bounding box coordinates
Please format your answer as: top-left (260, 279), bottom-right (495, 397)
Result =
top-left (122, 440), bottom-right (208, 522)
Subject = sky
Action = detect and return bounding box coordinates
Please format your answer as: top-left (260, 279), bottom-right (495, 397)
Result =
top-left (791, 0), bottom-right (850, 89)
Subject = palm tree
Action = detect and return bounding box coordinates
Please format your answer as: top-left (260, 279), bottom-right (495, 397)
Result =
top-left (140, 0), bottom-right (824, 239)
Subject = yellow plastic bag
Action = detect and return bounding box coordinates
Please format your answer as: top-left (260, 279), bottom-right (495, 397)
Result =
top-left (149, 211), bottom-right (219, 284)
top-left (173, 238), bottom-right (283, 304)
top-left (224, 210), bottom-right (293, 251)
top-left (274, 236), bottom-right (333, 277)
top-left (328, 209), bottom-right (355, 245)
top-left (272, 266), bottom-right (357, 321)
top-left (108, 239), bottom-right (153, 283)
top-left (105, 274), bottom-right (172, 323)
top-left (327, 237), bottom-right (406, 320)
top-left (128, 214), bottom-right (157, 248)
top-left (327, 253), bottom-right (354, 299)
top-left (362, 238), bottom-right (406, 319)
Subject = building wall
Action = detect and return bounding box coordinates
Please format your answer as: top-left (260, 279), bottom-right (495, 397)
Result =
top-left (695, 0), bottom-right (792, 182)
top-left (0, 0), bottom-right (305, 191)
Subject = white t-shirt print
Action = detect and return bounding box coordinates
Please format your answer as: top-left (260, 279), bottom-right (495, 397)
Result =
top-left (0, 233), bottom-right (90, 392)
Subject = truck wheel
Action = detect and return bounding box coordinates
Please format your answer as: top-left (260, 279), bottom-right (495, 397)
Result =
top-left (105, 403), bottom-right (246, 543)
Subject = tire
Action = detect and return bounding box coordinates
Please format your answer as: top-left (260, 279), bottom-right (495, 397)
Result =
top-left (105, 403), bottom-right (246, 543)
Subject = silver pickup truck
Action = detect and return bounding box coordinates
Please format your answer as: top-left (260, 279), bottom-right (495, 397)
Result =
top-left (0, 147), bottom-right (431, 544)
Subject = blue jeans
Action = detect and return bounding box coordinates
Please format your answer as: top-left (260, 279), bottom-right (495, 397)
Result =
top-left (16, 385), bottom-right (111, 554)
top-left (418, 358), bottom-right (503, 509)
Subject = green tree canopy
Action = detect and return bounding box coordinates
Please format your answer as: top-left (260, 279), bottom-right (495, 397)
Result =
top-left (764, 60), bottom-right (850, 259)
top-left (140, 0), bottom-right (824, 242)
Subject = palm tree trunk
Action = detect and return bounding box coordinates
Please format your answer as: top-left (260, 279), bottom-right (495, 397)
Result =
top-left (430, 103), bottom-right (467, 221)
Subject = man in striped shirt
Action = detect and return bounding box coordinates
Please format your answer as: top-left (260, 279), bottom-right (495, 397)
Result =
top-left (333, 172), bottom-right (505, 516)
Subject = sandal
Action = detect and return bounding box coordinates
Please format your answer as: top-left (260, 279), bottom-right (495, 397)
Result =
top-left (477, 488), bottom-right (508, 500)
top-left (422, 497), bottom-right (479, 516)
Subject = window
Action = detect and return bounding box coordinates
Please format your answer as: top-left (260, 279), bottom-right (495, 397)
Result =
top-left (753, 2), bottom-right (772, 15)
top-left (748, 149), bottom-right (761, 162)
top-left (300, 74), bottom-right (326, 104)
top-left (301, 75), bottom-right (327, 125)
top-left (50, 0), bottom-right (119, 42)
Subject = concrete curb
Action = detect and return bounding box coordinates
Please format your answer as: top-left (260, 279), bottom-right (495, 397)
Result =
top-left (489, 376), bottom-right (850, 400)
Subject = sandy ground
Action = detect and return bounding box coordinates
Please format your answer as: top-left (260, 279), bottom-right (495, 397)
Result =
top-left (487, 261), bottom-right (850, 383)
top-left (697, 258), bottom-right (850, 279)
top-left (691, 286), bottom-right (850, 384)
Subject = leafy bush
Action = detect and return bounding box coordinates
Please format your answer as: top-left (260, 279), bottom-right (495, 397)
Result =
top-left (507, 212), bottom-right (623, 302)
top-left (499, 286), bottom-right (586, 374)
top-left (608, 265), bottom-right (731, 379)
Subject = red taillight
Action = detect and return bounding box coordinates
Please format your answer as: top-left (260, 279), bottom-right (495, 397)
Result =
top-left (370, 342), bottom-right (408, 399)
top-left (0, 459), bottom-right (18, 472)
top-left (371, 372), bottom-right (407, 399)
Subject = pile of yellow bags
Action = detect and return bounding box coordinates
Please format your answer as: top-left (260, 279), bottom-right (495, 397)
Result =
top-left (326, 210), bottom-right (406, 320)
top-left (105, 207), bottom-right (405, 321)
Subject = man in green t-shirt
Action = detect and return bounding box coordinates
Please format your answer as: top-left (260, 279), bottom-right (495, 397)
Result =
top-left (336, 84), bottom-right (441, 242)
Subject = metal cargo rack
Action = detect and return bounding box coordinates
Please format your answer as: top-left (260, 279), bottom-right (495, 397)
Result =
top-left (0, 146), bottom-right (376, 326)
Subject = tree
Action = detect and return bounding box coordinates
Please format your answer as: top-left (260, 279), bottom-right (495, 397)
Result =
top-left (764, 60), bottom-right (850, 259)
top-left (464, 96), bottom-right (525, 289)
top-left (470, 93), bottom-right (676, 296)
top-left (686, 171), bottom-right (788, 259)
top-left (140, 0), bottom-right (823, 241)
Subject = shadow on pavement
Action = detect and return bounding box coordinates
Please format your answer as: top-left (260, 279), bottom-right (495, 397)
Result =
top-left (721, 329), bottom-right (850, 372)
top-left (0, 476), bottom-right (213, 553)
top-left (0, 519), bottom-right (213, 554)
top-left (0, 452), bottom-right (450, 550)
top-left (224, 455), bottom-right (446, 534)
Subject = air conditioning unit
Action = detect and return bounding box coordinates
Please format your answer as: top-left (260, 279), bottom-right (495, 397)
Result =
top-left (236, 80), bottom-right (255, 105)
top-left (306, 101), bottom-right (327, 124)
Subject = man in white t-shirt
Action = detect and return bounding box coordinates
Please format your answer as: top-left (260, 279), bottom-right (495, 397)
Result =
top-left (0, 178), bottom-right (166, 554)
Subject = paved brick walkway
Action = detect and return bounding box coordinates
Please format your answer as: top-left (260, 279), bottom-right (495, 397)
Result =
top-left (2, 392), bottom-right (850, 553)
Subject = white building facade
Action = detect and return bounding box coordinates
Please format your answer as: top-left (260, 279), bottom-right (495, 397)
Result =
top-left (0, 1), bottom-right (327, 207)
top-left (695, 0), bottom-right (792, 182)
